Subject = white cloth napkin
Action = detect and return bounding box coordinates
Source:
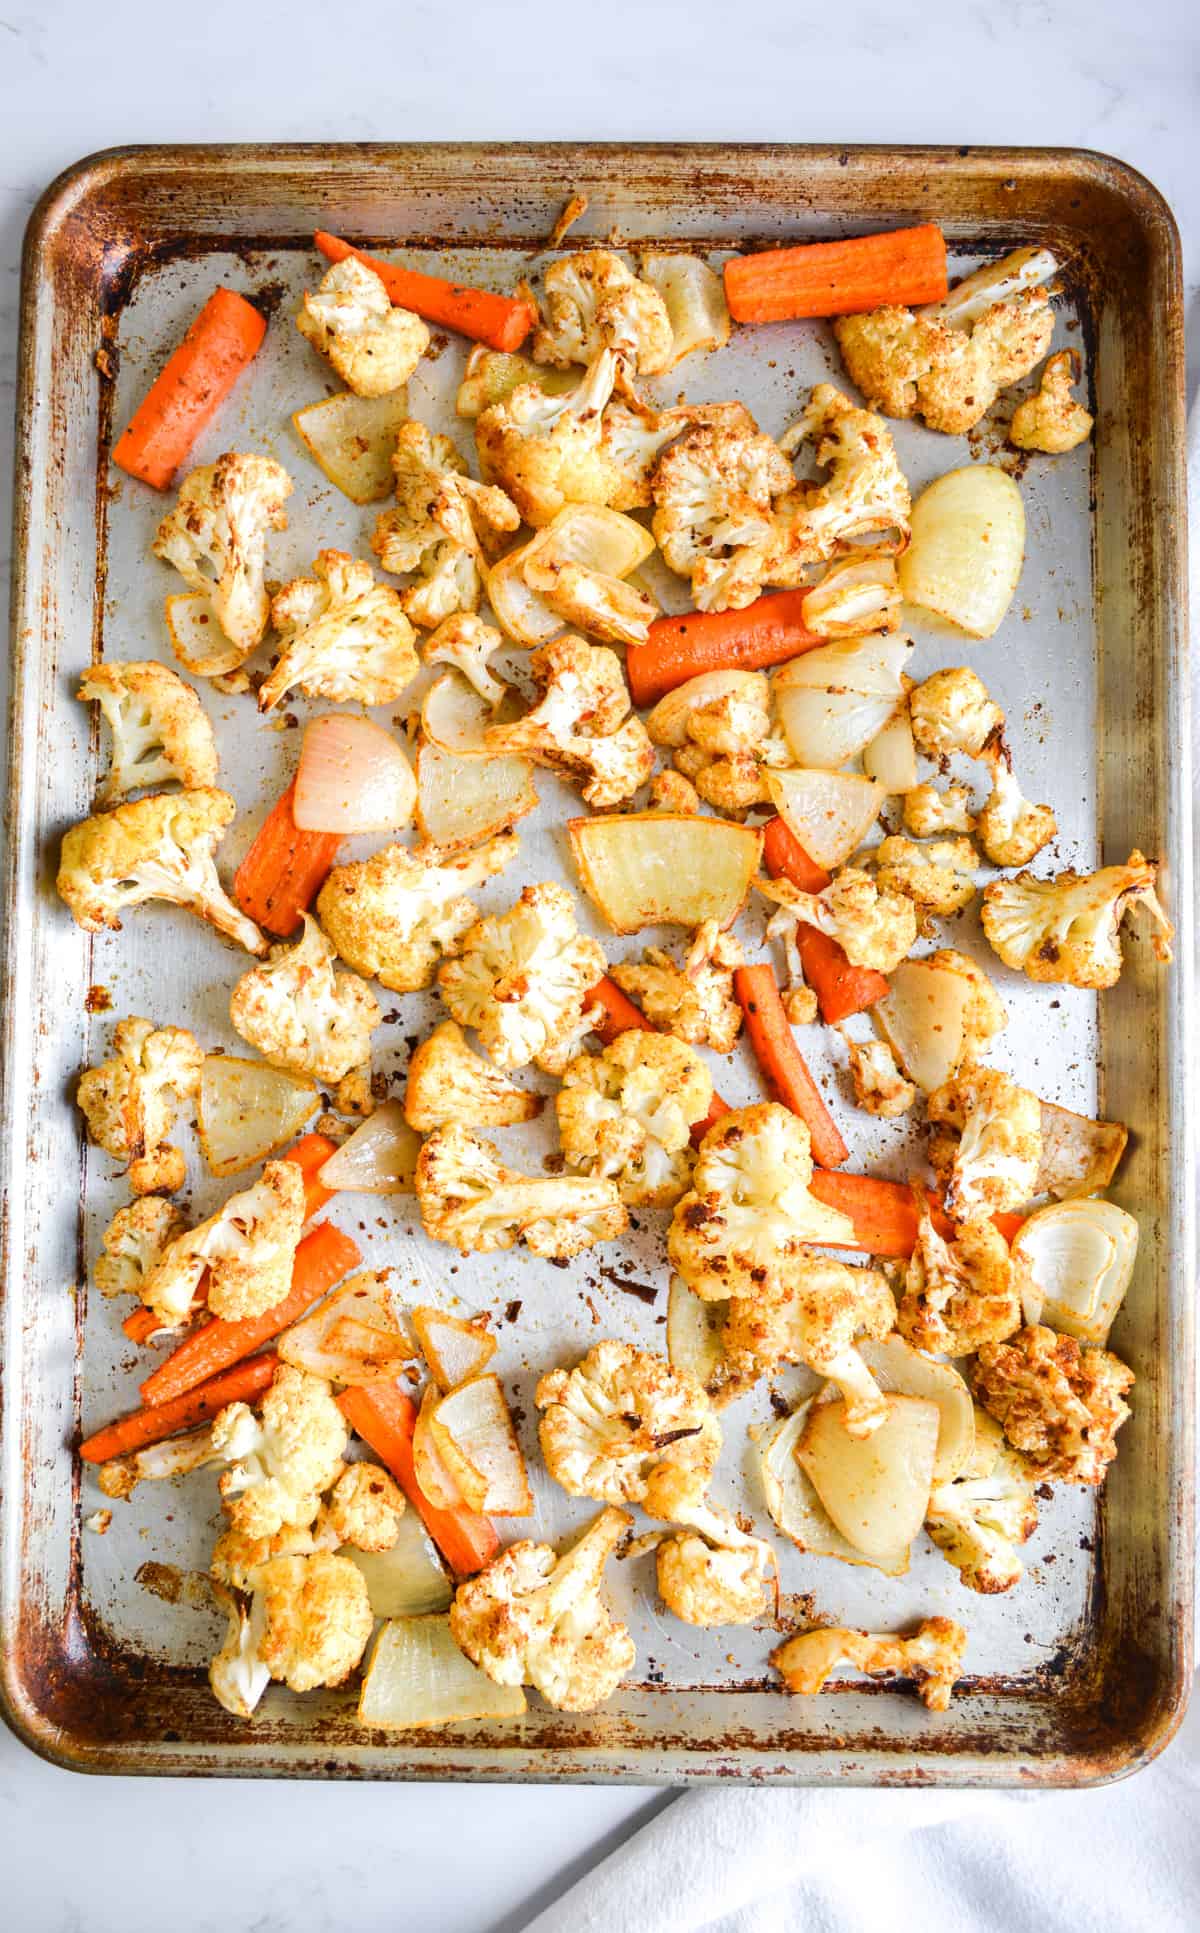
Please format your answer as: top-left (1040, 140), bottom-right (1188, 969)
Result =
top-left (524, 403), bottom-right (1200, 1933)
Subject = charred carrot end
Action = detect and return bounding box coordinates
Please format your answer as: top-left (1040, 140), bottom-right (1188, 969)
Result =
top-left (806, 1171), bottom-right (1023, 1258)
top-left (587, 975), bottom-right (656, 1046)
top-left (626, 593), bottom-right (823, 708)
top-left (795, 924), bottom-right (889, 1026)
top-left (285, 1131), bottom-right (341, 1220)
top-left (337, 1383), bottom-right (500, 1577)
top-left (79, 1353), bottom-right (278, 1464)
top-left (734, 964), bottom-right (849, 1170)
top-left (138, 1221), bottom-right (361, 1409)
top-left (234, 781), bottom-right (343, 939)
top-left (314, 231), bottom-right (535, 353)
top-left (761, 814), bottom-right (832, 895)
top-left (111, 288), bottom-right (267, 490)
top-left (724, 223), bottom-right (948, 323)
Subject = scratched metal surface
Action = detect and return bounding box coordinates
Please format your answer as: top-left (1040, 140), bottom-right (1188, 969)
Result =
top-left (1, 146), bottom-right (1192, 1783)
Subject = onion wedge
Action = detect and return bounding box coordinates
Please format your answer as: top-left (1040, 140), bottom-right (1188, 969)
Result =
top-left (641, 254), bottom-right (731, 366)
top-left (411, 1307), bottom-right (497, 1393)
top-left (429, 1374), bottom-right (532, 1516)
top-left (292, 389), bottom-right (409, 504)
top-left (873, 959), bottom-right (972, 1093)
top-left (343, 1513), bottom-right (452, 1620)
top-left (277, 1271), bottom-right (414, 1385)
top-left (801, 547), bottom-right (901, 638)
top-left (862, 708), bottom-right (918, 794)
top-left (796, 1394), bottom-right (940, 1561)
top-left (412, 1385), bottom-right (470, 1511)
top-left (569, 812), bottom-right (762, 933)
top-left (757, 1406), bottom-right (909, 1576)
top-left (318, 1102), bottom-right (422, 1196)
top-left (164, 592), bottom-right (245, 678)
top-left (899, 466), bottom-right (1025, 639)
top-left (666, 1275), bottom-right (727, 1398)
top-left (765, 769), bottom-right (885, 872)
top-left (485, 545), bottom-right (564, 646)
top-left (522, 504), bottom-right (655, 581)
top-left (1034, 1101), bottom-right (1128, 1201)
top-left (415, 731), bottom-right (537, 856)
top-left (856, 1337), bottom-right (975, 1484)
top-left (456, 346), bottom-right (576, 418)
top-left (197, 1055), bottom-right (319, 1177)
top-left (293, 714), bottom-right (417, 834)
top-left (774, 635), bottom-right (912, 768)
top-left (1013, 1199), bottom-right (1138, 1345)
top-left (358, 1613), bottom-right (526, 1728)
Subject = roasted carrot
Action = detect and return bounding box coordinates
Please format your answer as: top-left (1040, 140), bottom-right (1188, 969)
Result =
top-left (587, 975), bottom-right (656, 1045)
top-left (111, 288), bottom-right (267, 490)
top-left (761, 814), bottom-right (831, 895)
top-left (761, 817), bottom-right (887, 1023)
top-left (807, 1171), bottom-right (1023, 1258)
top-left (139, 1221), bottom-right (361, 1408)
top-left (79, 1353), bottom-right (278, 1464)
top-left (337, 1383), bottom-right (500, 1577)
top-left (734, 964), bottom-right (849, 1169)
top-left (314, 231), bottom-right (535, 353)
top-left (724, 223), bottom-right (948, 324)
top-left (121, 1302), bottom-right (200, 1346)
top-left (692, 1092), bottom-right (733, 1148)
top-left (626, 592), bottom-right (823, 708)
top-left (285, 1131), bottom-right (341, 1220)
top-left (233, 781), bottom-right (342, 938)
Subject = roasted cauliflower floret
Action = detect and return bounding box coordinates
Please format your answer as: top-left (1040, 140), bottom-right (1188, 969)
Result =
top-left (838, 1030), bottom-right (916, 1118)
top-left (77, 1016), bottom-right (203, 1195)
top-left (296, 255), bottom-right (429, 396)
top-left (140, 1159), bottom-right (305, 1327)
top-left (610, 922), bottom-right (744, 1054)
top-left (757, 867), bottom-right (917, 974)
top-left (927, 1067), bottom-right (1042, 1222)
top-left (438, 880), bottom-right (605, 1074)
top-left (980, 851), bottom-right (1174, 989)
top-left (975, 731), bottom-right (1056, 868)
top-left (210, 1521), bottom-right (320, 1592)
top-left (316, 833), bottom-right (519, 994)
top-left (872, 835), bottom-right (978, 927)
top-left (209, 1549), bottom-right (373, 1716)
top-left (651, 406), bottom-right (793, 611)
top-left (924, 947), bottom-right (1007, 1062)
top-left (647, 670), bottom-right (791, 816)
top-left (972, 1324), bottom-right (1134, 1485)
top-left (902, 781), bottom-right (976, 839)
top-left (768, 384), bottom-right (911, 582)
top-left (94, 1195), bottom-right (187, 1300)
top-left (372, 421), bottom-right (520, 627)
top-left (229, 914), bottom-right (381, 1085)
top-left (319, 1462), bottom-right (405, 1553)
top-left (449, 1506), bottom-right (634, 1712)
top-left (773, 1617), bottom-right (967, 1711)
top-left (722, 1255), bottom-right (897, 1436)
top-left (483, 635), bottom-right (654, 809)
top-left (421, 612), bottom-right (506, 708)
top-left (536, 1341), bottom-right (720, 1518)
top-left (656, 1503), bottom-right (775, 1627)
top-left (404, 1018), bottom-right (542, 1132)
top-left (475, 349), bottom-right (634, 527)
top-left (556, 1032), bottom-right (712, 1207)
top-left (926, 1415), bottom-right (1039, 1594)
top-left (898, 1190), bottom-right (1023, 1355)
top-left (259, 550), bottom-right (419, 711)
top-left (57, 788), bottom-right (267, 955)
top-left (649, 769), bottom-right (701, 814)
top-left (79, 661), bottom-right (218, 803)
top-left (909, 668), bottom-right (1004, 760)
top-left (1009, 350), bottom-right (1093, 454)
top-left (416, 1123), bottom-right (627, 1259)
top-left (212, 1364), bottom-right (349, 1539)
top-left (533, 249), bottom-right (674, 375)
top-left (153, 453), bottom-right (292, 656)
top-left (667, 1103), bottom-right (856, 1305)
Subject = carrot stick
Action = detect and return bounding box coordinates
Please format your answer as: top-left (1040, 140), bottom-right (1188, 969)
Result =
top-left (761, 817), bottom-right (887, 1023)
top-left (285, 1131), bottom-right (340, 1220)
top-left (587, 975), bottom-right (656, 1045)
top-left (139, 1221), bottom-right (361, 1408)
top-left (111, 288), bottom-right (267, 490)
top-left (734, 964), bottom-right (848, 1169)
top-left (761, 814), bottom-right (831, 895)
top-left (233, 781), bottom-right (342, 939)
top-left (121, 1303), bottom-right (198, 1346)
top-left (724, 224), bottom-right (948, 324)
top-left (79, 1353), bottom-right (278, 1464)
top-left (807, 1171), bottom-right (1023, 1258)
top-left (626, 592), bottom-right (823, 708)
top-left (314, 231), bottom-right (535, 353)
top-left (337, 1383), bottom-right (500, 1577)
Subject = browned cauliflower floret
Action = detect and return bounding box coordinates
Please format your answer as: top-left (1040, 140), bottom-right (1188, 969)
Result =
top-left (556, 1032), bottom-right (712, 1207)
top-left (319, 1462), bottom-right (405, 1553)
top-left (924, 947), bottom-right (1007, 1062)
top-left (373, 421), bottom-right (520, 627)
top-left (656, 1503), bottom-right (775, 1626)
top-left (420, 612), bottom-right (506, 707)
top-left (77, 1017), bottom-right (203, 1194)
top-left (927, 1067), bottom-right (1042, 1222)
top-left (209, 1549), bottom-right (373, 1716)
top-left (57, 789), bottom-right (267, 956)
top-left (259, 550), bottom-right (419, 711)
top-left (668, 1104), bottom-right (856, 1305)
top-left (610, 921), bottom-right (744, 1053)
top-left (768, 384), bottom-right (911, 582)
top-left (757, 867), bottom-right (918, 973)
top-left (404, 1018), bottom-right (542, 1132)
top-left (210, 1521), bottom-right (320, 1591)
top-left (533, 249), bottom-right (674, 374)
top-left (536, 1341), bottom-right (720, 1517)
top-left (902, 782), bottom-right (976, 839)
top-left (649, 769), bottom-right (701, 814)
top-left (483, 636), bottom-right (654, 809)
top-left (981, 851), bottom-right (1174, 989)
top-left (449, 1506), bottom-right (634, 1712)
top-left (438, 881), bottom-right (605, 1074)
top-left (722, 1255), bottom-right (896, 1435)
top-left (229, 914), bottom-right (381, 1085)
top-left (909, 668), bottom-right (1004, 760)
top-left (837, 1030), bottom-right (916, 1118)
top-left (872, 835), bottom-right (978, 927)
top-left (1010, 350), bottom-right (1093, 454)
top-left (416, 1123), bottom-right (626, 1259)
top-left (141, 1159), bottom-right (305, 1327)
top-left (975, 730), bottom-right (1056, 868)
top-left (212, 1364), bottom-right (349, 1538)
top-left (296, 256), bottom-right (429, 396)
top-left (972, 1324), bottom-right (1134, 1484)
top-left (153, 453), bottom-right (292, 656)
top-left (79, 662), bottom-right (218, 803)
top-left (94, 1196), bottom-right (187, 1300)
top-left (926, 1413), bottom-right (1039, 1594)
top-left (898, 1190), bottom-right (1023, 1355)
top-left (647, 670), bottom-right (791, 816)
top-left (475, 349), bottom-right (636, 527)
top-left (773, 1617), bottom-right (967, 1711)
top-left (316, 833), bottom-right (519, 994)
top-left (651, 405), bottom-right (793, 611)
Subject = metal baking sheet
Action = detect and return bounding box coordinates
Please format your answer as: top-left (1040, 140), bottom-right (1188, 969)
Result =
top-left (1, 144), bottom-right (1192, 1783)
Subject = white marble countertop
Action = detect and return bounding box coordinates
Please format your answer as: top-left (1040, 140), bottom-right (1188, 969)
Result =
top-left (0, 4), bottom-right (1195, 1929)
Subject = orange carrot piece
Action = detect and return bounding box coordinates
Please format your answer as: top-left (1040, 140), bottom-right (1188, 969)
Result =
top-left (234, 781), bottom-right (343, 938)
top-left (807, 1171), bottom-right (1023, 1258)
top-left (795, 924), bottom-right (890, 1026)
top-left (587, 975), bottom-right (656, 1046)
top-left (691, 1092), bottom-right (733, 1149)
top-left (121, 1302), bottom-right (202, 1346)
top-left (314, 231), bottom-right (534, 353)
top-left (285, 1131), bottom-right (340, 1220)
top-left (626, 592), bottom-right (822, 708)
top-left (761, 814), bottom-right (831, 895)
top-left (111, 288), bottom-right (267, 490)
top-left (734, 964), bottom-right (848, 1169)
top-left (79, 1353), bottom-right (278, 1464)
top-left (139, 1221), bottom-right (361, 1408)
top-left (337, 1383), bottom-right (500, 1577)
top-left (724, 224), bottom-right (948, 323)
